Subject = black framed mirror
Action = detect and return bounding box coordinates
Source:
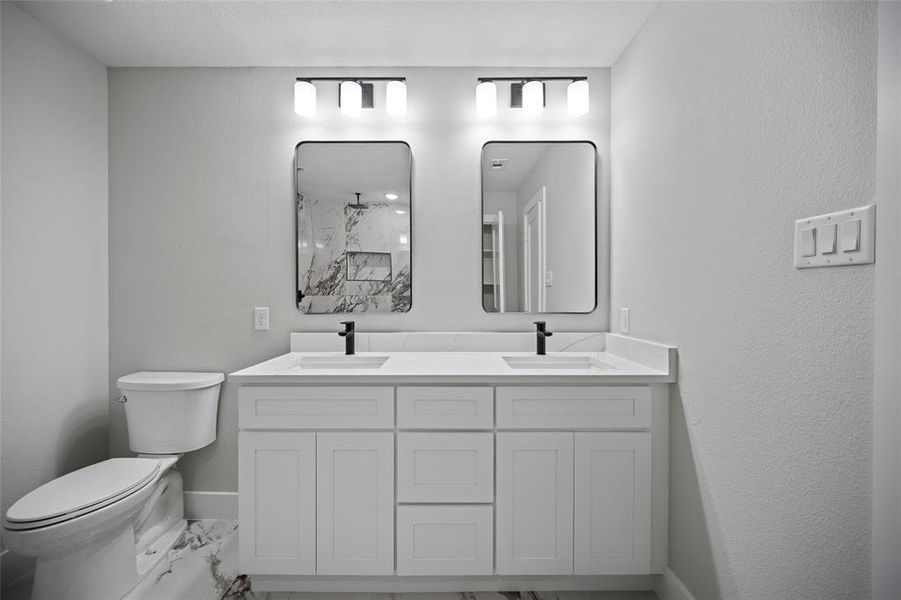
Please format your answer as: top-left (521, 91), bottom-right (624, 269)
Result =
top-left (481, 141), bottom-right (597, 314)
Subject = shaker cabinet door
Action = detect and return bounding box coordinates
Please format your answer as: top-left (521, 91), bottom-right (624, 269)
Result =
top-left (238, 431), bottom-right (316, 574)
top-left (316, 432), bottom-right (395, 575)
top-left (496, 432), bottom-right (574, 575)
top-left (574, 432), bottom-right (652, 574)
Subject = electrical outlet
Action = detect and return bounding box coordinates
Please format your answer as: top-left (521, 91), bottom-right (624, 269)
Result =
top-left (254, 307), bottom-right (270, 331)
top-left (619, 307), bottom-right (630, 334)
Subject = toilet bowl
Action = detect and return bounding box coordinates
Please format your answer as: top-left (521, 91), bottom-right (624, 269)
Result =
top-left (2, 371), bottom-right (224, 600)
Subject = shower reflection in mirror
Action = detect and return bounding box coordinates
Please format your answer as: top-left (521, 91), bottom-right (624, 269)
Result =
top-left (296, 141), bottom-right (412, 314)
top-left (482, 141), bottom-right (596, 314)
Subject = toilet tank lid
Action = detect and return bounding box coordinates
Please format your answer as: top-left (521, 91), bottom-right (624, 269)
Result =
top-left (117, 371), bottom-right (224, 391)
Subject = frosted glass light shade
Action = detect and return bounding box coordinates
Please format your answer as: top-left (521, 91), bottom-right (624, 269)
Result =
top-left (522, 81), bottom-right (544, 116)
top-left (294, 81), bottom-right (316, 117)
top-left (386, 80), bottom-right (407, 117)
top-left (567, 80), bottom-right (589, 116)
top-left (340, 81), bottom-right (362, 117)
top-left (476, 81), bottom-right (497, 118)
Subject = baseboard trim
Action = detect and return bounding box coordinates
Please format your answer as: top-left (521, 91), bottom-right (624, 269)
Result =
top-left (183, 491), bottom-right (238, 519)
top-left (654, 567), bottom-right (698, 600)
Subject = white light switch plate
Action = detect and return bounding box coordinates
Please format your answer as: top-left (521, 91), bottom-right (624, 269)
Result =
top-left (794, 204), bottom-right (875, 268)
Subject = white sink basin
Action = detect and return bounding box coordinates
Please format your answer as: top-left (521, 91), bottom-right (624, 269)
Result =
top-left (297, 355), bottom-right (390, 370)
top-left (502, 355), bottom-right (615, 371)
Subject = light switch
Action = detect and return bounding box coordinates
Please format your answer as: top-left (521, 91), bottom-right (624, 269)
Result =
top-left (800, 227), bottom-right (816, 257)
top-left (794, 204), bottom-right (874, 268)
top-left (818, 223), bottom-right (837, 254)
top-left (841, 219), bottom-right (861, 252)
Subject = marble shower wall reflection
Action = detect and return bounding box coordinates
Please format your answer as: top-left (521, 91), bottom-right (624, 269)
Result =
top-left (296, 142), bottom-right (412, 313)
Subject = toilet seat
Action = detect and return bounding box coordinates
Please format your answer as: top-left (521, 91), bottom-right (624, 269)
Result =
top-left (5, 458), bottom-right (160, 531)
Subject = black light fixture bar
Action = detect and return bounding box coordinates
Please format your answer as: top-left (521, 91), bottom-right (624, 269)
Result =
top-left (477, 76), bottom-right (587, 82)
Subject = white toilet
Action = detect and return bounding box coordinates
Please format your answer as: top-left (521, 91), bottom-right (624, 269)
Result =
top-left (2, 371), bottom-right (224, 600)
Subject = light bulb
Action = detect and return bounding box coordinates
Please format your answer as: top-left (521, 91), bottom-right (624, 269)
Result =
top-left (522, 81), bottom-right (544, 117)
top-left (394, 208), bottom-right (407, 215)
top-left (294, 81), bottom-right (316, 117)
top-left (384, 192), bottom-right (399, 200)
top-left (567, 80), bottom-right (589, 116)
top-left (476, 81), bottom-right (497, 118)
top-left (340, 81), bottom-right (362, 117)
top-left (386, 80), bottom-right (407, 117)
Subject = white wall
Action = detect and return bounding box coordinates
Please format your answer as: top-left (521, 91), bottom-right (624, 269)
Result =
top-left (873, 3), bottom-right (901, 598)
top-left (107, 67), bottom-right (610, 493)
top-left (0, 0), bottom-right (109, 539)
top-left (611, 3), bottom-right (876, 599)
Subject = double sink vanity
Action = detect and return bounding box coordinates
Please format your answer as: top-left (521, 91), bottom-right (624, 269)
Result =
top-left (230, 330), bottom-right (676, 592)
top-left (235, 138), bottom-right (675, 592)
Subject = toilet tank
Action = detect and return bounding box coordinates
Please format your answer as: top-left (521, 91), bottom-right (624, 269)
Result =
top-left (117, 372), bottom-right (224, 454)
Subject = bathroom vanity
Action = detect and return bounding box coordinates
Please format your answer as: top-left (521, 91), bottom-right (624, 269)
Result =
top-left (230, 332), bottom-right (676, 592)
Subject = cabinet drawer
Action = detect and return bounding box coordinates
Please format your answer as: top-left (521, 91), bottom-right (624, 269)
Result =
top-left (397, 387), bottom-right (493, 429)
top-left (397, 432), bottom-right (494, 503)
top-left (496, 386), bottom-right (651, 430)
top-left (239, 386), bottom-right (393, 429)
top-left (396, 505), bottom-right (493, 575)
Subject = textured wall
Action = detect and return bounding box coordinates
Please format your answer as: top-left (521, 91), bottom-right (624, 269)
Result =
top-left (108, 67), bottom-right (610, 493)
top-left (611, 3), bottom-right (876, 599)
top-left (1, 2), bottom-right (109, 527)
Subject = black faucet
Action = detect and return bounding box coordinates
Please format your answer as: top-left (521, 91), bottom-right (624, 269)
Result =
top-left (339, 321), bottom-right (355, 355)
top-left (534, 321), bottom-right (553, 355)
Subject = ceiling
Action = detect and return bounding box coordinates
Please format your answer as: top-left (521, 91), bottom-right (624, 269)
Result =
top-left (16, 1), bottom-right (657, 68)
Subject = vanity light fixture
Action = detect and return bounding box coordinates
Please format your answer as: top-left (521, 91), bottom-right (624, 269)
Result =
top-left (294, 77), bottom-right (407, 118)
top-left (567, 79), bottom-right (590, 116)
top-left (340, 81), bottom-right (363, 117)
top-left (386, 80), bottom-right (407, 117)
top-left (476, 81), bottom-right (498, 118)
top-left (294, 80), bottom-right (317, 117)
top-left (476, 76), bottom-right (589, 117)
top-left (521, 81), bottom-right (545, 116)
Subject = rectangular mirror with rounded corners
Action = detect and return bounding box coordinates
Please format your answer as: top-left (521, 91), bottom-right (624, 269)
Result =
top-left (296, 141), bottom-right (412, 313)
top-left (481, 141), bottom-right (597, 313)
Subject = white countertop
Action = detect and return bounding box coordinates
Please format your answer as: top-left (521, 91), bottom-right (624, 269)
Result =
top-left (230, 335), bottom-right (676, 384)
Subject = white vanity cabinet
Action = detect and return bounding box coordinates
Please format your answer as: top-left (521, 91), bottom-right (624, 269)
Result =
top-left (495, 432), bottom-right (652, 576)
top-left (234, 361), bottom-right (673, 593)
top-left (495, 386), bottom-right (655, 576)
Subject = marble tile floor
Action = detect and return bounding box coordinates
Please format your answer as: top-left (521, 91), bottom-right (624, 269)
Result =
top-left (0, 519), bottom-right (657, 600)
